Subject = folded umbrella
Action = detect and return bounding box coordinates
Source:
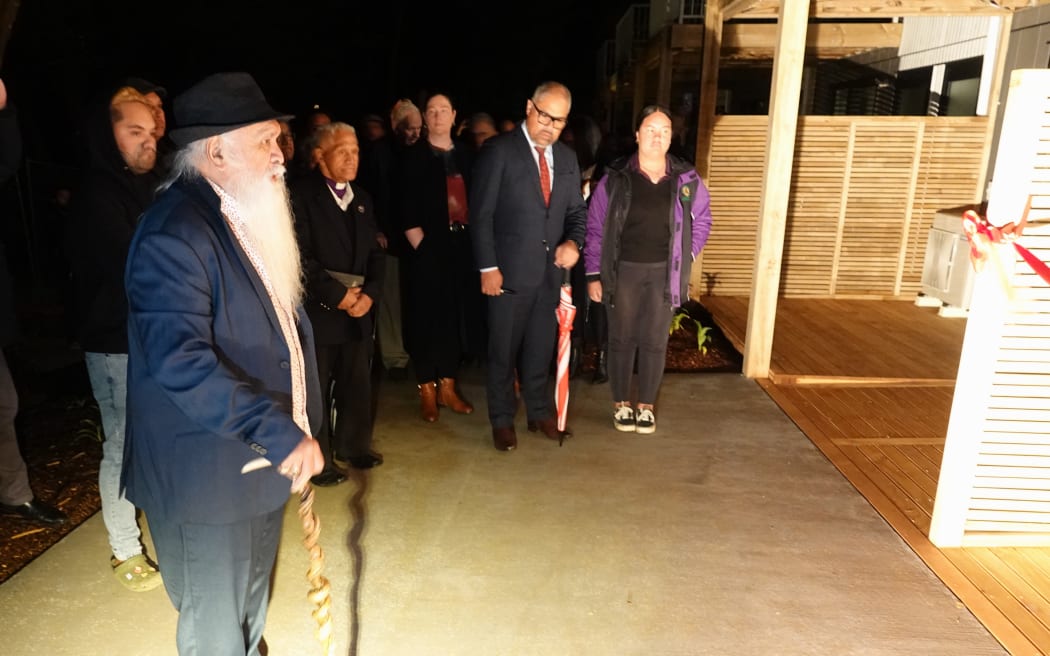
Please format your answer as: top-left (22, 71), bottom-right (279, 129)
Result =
top-left (554, 267), bottom-right (577, 445)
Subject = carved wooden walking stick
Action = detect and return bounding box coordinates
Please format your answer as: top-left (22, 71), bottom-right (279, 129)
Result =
top-left (297, 482), bottom-right (335, 656)
top-left (242, 458), bottom-right (335, 655)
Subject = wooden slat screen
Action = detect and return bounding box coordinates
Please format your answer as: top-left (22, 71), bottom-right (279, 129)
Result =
top-left (700, 115), bottom-right (987, 298)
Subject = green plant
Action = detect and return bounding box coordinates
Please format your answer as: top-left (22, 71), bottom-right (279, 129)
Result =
top-left (670, 308), bottom-right (712, 354)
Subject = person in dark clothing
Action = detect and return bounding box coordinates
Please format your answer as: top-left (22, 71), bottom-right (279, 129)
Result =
top-left (585, 105), bottom-right (712, 435)
top-left (399, 93), bottom-right (477, 423)
top-left (357, 103), bottom-right (411, 379)
top-left (66, 85), bottom-right (163, 590)
top-left (291, 122), bottom-right (385, 482)
top-left (0, 78), bottom-right (68, 527)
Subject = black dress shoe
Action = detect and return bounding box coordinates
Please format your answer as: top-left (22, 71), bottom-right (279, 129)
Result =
top-left (1, 499), bottom-right (68, 526)
top-left (310, 469), bottom-right (347, 487)
top-left (492, 426), bottom-right (517, 451)
top-left (527, 417), bottom-right (570, 440)
top-left (348, 451), bottom-right (384, 470)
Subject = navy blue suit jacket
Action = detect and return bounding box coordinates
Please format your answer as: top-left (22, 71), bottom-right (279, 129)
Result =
top-left (123, 177), bottom-right (322, 524)
top-left (470, 125), bottom-right (587, 292)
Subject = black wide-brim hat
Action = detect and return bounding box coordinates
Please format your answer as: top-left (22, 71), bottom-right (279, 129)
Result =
top-left (169, 72), bottom-right (294, 147)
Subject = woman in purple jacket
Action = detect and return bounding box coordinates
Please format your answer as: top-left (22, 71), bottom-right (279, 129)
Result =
top-left (584, 105), bottom-right (712, 434)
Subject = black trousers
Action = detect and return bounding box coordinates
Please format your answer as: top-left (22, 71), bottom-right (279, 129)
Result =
top-left (607, 261), bottom-right (673, 405)
top-left (315, 339), bottom-right (374, 461)
top-left (485, 284), bottom-right (558, 428)
top-left (149, 506), bottom-right (284, 656)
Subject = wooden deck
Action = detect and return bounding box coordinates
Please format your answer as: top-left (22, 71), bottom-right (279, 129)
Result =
top-left (703, 296), bottom-right (1050, 655)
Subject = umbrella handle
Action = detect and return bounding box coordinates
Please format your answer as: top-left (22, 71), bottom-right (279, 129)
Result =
top-left (561, 266), bottom-right (572, 287)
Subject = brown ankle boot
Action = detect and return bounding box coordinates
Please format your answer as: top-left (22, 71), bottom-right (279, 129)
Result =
top-left (437, 377), bottom-right (474, 414)
top-left (418, 382), bottom-right (439, 422)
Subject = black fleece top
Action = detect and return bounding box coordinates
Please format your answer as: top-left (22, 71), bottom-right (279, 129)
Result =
top-left (66, 87), bottom-right (160, 353)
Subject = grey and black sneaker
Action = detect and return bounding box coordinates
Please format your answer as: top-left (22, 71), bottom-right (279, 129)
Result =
top-left (613, 405), bottom-right (636, 432)
top-left (635, 408), bottom-right (655, 434)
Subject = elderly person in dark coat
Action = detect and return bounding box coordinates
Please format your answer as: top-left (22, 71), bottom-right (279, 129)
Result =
top-left (122, 72), bottom-right (324, 654)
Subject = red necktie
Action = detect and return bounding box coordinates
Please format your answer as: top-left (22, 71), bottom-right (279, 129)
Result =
top-left (535, 146), bottom-right (551, 207)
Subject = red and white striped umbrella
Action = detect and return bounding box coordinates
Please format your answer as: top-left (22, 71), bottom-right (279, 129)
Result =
top-left (554, 268), bottom-right (576, 442)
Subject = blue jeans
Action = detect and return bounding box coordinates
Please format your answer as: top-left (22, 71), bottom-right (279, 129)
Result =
top-left (85, 352), bottom-right (142, 561)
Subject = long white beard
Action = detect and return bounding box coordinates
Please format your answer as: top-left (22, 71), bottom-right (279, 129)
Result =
top-left (225, 164), bottom-right (304, 309)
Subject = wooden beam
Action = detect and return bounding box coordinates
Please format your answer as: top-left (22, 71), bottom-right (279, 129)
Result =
top-left (722, 22), bottom-right (901, 59)
top-left (729, 0), bottom-right (1030, 18)
top-left (696, 0), bottom-right (723, 182)
top-left (743, 0), bottom-right (810, 379)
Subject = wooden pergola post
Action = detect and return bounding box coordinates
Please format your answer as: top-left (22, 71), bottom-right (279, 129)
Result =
top-left (742, 0), bottom-right (810, 379)
top-left (695, 1), bottom-right (723, 182)
top-left (656, 29), bottom-right (673, 109)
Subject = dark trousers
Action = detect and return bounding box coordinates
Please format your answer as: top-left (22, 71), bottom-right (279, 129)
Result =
top-left (608, 261), bottom-right (673, 405)
top-left (486, 285), bottom-right (557, 427)
top-left (149, 506), bottom-right (284, 656)
top-left (0, 350), bottom-right (30, 505)
top-left (315, 339), bottom-right (374, 461)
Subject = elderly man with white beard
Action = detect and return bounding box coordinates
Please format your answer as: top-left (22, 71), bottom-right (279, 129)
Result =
top-left (122, 72), bottom-right (324, 655)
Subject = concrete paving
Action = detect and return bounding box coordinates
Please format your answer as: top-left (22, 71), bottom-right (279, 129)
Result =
top-left (0, 369), bottom-right (1005, 655)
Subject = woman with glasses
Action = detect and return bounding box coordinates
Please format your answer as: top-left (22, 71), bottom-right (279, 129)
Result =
top-left (584, 105), bottom-right (712, 434)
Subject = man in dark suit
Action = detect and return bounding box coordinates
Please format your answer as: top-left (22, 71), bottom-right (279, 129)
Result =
top-left (470, 81), bottom-right (587, 451)
top-left (291, 122), bottom-right (385, 483)
top-left (123, 72), bottom-right (324, 654)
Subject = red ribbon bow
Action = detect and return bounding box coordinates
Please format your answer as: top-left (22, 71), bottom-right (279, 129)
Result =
top-left (962, 196), bottom-right (1050, 286)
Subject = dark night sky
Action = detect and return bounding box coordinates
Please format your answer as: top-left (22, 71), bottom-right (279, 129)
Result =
top-left (3, 0), bottom-right (636, 165)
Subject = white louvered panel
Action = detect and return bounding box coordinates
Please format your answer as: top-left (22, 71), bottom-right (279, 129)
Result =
top-left (931, 71), bottom-right (1050, 547)
top-left (971, 477), bottom-right (1050, 491)
top-left (989, 396), bottom-right (1050, 411)
top-left (971, 487), bottom-right (1050, 502)
top-left (974, 466), bottom-right (1050, 479)
top-left (965, 521), bottom-right (1050, 533)
top-left (981, 443), bottom-right (1050, 457)
top-left (984, 419), bottom-right (1050, 434)
top-left (993, 360), bottom-right (1050, 374)
top-left (982, 431), bottom-right (1050, 444)
top-left (1001, 325), bottom-right (1050, 339)
top-left (976, 452), bottom-right (1050, 467)
top-left (992, 386), bottom-right (1050, 400)
top-left (967, 509), bottom-right (1050, 523)
top-left (992, 372), bottom-right (1050, 387)
top-left (985, 407), bottom-right (1050, 422)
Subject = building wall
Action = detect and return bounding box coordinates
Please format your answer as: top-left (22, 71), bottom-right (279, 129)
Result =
top-left (898, 16), bottom-right (992, 71)
top-left (986, 4), bottom-right (1050, 197)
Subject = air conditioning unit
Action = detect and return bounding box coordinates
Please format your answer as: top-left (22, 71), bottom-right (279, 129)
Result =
top-left (917, 206), bottom-right (977, 317)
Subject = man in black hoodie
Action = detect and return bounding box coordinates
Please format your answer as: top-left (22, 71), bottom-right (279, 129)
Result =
top-left (66, 85), bottom-right (162, 591)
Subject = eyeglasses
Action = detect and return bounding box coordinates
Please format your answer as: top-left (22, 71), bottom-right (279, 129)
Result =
top-left (530, 100), bottom-right (568, 128)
